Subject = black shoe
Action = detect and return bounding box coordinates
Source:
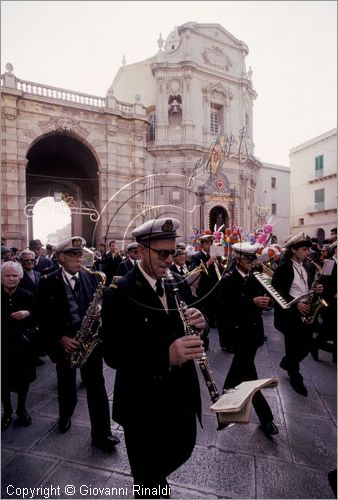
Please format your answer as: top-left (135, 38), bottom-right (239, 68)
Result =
top-left (1, 414), bottom-right (12, 431)
top-left (279, 358), bottom-right (288, 371)
top-left (289, 377), bottom-right (308, 396)
top-left (310, 347), bottom-right (319, 361)
top-left (260, 421), bottom-right (279, 437)
top-left (35, 357), bottom-right (45, 366)
top-left (91, 434), bottom-right (120, 452)
top-left (58, 417), bottom-right (71, 433)
top-left (16, 411), bottom-right (32, 427)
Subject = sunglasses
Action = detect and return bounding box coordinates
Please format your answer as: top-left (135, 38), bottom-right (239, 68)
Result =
top-left (23, 259), bottom-right (35, 262)
top-left (242, 254), bottom-right (256, 262)
top-left (143, 245), bottom-right (176, 260)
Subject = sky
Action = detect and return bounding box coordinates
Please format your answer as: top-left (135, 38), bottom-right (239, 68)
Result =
top-left (1, 0), bottom-right (337, 168)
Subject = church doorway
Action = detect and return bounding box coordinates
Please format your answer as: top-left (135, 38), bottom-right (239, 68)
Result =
top-left (26, 133), bottom-right (100, 246)
top-left (209, 205), bottom-right (228, 231)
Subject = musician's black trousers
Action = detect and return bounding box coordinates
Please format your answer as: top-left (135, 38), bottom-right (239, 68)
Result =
top-left (56, 345), bottom-right (111, 439)
top-left (280, 321), bottom-right (313, 377)
top-left (223, 346), bottom-right (273, 425)
top-left (123, 409), bottom-right (196, 498)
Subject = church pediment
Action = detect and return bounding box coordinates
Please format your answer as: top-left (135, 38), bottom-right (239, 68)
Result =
top-left (178, 22), bottom-right (248, 52)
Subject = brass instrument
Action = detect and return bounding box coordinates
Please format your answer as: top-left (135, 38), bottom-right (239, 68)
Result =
top-left (261, 262), bottom-right (274, 278)
top-left (302, 258), bottom-right (328, 324)
top-left (69, 265), bottom-right (106, 368)
top-left (165, 269), bottom-right (228, 430)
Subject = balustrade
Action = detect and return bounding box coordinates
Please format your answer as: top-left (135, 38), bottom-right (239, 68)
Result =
top-left (1, 75), bottom-right (145, 115)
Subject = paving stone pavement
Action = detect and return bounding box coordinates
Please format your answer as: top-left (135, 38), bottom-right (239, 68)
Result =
top-left (2, 311), bottom-right (336, 499)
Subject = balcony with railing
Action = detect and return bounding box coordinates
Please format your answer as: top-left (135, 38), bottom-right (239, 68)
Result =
top-left (1, 67), bottom-right (145, 116)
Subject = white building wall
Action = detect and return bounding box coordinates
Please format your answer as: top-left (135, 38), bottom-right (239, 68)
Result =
top-left (290, 128), bottom-right (337, 241)
top-left (258, 163), bottom-right (291, 244)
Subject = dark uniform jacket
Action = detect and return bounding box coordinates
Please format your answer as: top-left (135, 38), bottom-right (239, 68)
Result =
top-left (101, 265), bottom-right (202, 428)
top-left (102, 252), bottom-right (123, 285)
top-left (36, 268), bottom-right (99, 362)
top-left (115, 258), bottom-right (135, 276)
top-left (271, 258), bottom-right (315, 333)
top-left (217, 268), bottom-right (265, 349)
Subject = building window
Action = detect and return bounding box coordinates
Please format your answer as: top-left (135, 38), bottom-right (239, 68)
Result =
top-left (271, 177), bottom-right (276, 188)
top-left (271, 203), bottom-right (277, 215)
top-left (315, 155), bottom-right (324, 178)
top-left (299, 218), bottom-right (304, 225)
top-left (314, 188), bottom-right (325, 210)
top-left (210, 104), bottom-right (221, 134)
top-left (147, 114), bottom-right (156, 141)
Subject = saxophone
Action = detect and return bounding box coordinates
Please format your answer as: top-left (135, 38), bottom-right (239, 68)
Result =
top-left (165, 269), bottom-right (228, 430)
top-left (302, 258), bottom-right (328, 325)
top-left (69, 265), bottom-right (106, 368)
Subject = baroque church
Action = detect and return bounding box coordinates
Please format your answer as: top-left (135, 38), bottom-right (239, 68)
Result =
top-left (1, 22), bottom-right (288, 249)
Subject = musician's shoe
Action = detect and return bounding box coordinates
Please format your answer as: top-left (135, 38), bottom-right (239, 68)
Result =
top-left (91, 434), bottom-right (120, 452)
top-left (16, 411), bottom-right (32, 427)
top-left (310, 347), bottom-right (319, 361)
top-left (289, 376), bottom-right (308, 396)
top-left (35, 357), bottom-right (45, 366)
top-left (58, 417), bottom-right (72, 433)
top-left (1, 413), bottom-right (12, 432)
top-left (260, 421), bottom-right (279, 437)
top-left (279, 358), bottom-right (288, 371)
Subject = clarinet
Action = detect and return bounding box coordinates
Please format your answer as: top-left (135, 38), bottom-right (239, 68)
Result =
top-left (165, 269), bottom-right (228, 430)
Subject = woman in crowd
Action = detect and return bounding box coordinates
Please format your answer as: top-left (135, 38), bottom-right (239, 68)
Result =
top-left (1, 261), bottom-right (37, 431)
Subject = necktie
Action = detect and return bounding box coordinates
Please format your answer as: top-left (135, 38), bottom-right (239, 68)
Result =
top-left (206, 253), bottom-right (210, 260)
top-left (71, 276), bottom-right (80, 298)
top-left (179, 266), bottom-right (185, 276)
top-left (155, 279), bottom-right (164, 297)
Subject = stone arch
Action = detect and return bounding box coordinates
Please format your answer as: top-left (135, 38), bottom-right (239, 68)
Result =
top-left (25, 132), bottom-right (100, 246)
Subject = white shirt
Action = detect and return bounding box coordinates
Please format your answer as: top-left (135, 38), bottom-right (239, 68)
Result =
top-left (138, 262), bottom-right (168, 311)
top-left (290, 259), bottom-right (309, 299)
top-left (62, 269), bottom-right (79, 289)
top-left (173, 263), bottom-right (188, 275)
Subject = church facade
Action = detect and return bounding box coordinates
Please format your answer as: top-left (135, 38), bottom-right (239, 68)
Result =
top-left (1, 22), bottom-right (289, 249)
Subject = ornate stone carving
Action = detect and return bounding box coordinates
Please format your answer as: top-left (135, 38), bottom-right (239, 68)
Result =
top-left (167, 79), bottom-right (182, 94)
top-left (5, 112), bottom-right (17, 120)
top-left (107, 126), bottom-right (118, 136)
top-left (38, 117), bottom-right (89, 137)
top-left (203, 82), bottom-right (233, 106)
top-left (201, 46), bottom-right (232, 72)
top-left (23, 130), bottom-right (35, 139)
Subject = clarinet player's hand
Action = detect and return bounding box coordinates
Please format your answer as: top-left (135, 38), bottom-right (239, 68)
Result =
top-left (185, 308), bottom-right (206, 331)
top-left (169, 336), bottom-right (204, 366)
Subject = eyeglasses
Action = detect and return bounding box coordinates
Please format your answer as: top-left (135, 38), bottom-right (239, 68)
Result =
top-left (242, 254), bottom-right (256, 262)
top-left (143, 245), bottom-right (176, 260)
top-left (129, 249), bottom-right (138, 253)
top-left (23, 259), bottom-right (35, 262)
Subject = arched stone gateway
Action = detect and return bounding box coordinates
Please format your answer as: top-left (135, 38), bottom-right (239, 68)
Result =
top-left (26, 133), bottom-right (100, 245)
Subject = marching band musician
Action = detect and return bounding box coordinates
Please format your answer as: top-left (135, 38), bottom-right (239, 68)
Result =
top-left (36, 236), bottom-right (120, 451)
top-left (101, 218), bottom-right (205, 498)
top-left (271, 232), bottom-right (324, 396)
top-left (169, 243), bottom-right (189, 276)
top-left (189, 234), bottom-right (222, 348)
top-left (115, 242), bottom-right (139, 276)
top-left (217, 242), bottom-right (279, 438)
